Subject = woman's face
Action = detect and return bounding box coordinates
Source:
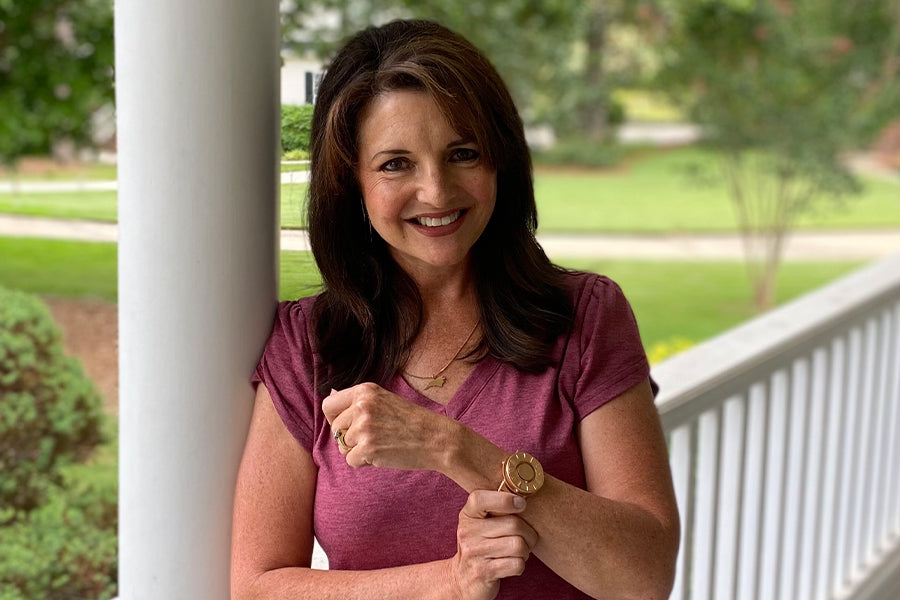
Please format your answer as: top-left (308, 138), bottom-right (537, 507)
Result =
top-left (356, 90), bottom-right (497, 279)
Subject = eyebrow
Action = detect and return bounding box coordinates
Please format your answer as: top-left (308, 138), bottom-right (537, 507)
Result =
top-left (369, 138), bottom-right (475, 162)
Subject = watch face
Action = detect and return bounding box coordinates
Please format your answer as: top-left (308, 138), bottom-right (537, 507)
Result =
top-left (505, 451), bottom-right (545, 495)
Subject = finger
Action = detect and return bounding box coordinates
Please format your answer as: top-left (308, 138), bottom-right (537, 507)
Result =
top-left (333, 428), bottom-right (353, 455)
top-left (321, 388), bottom-right (352, 424)
top-left (461, 490), bottom-right (526, 519)
top-left (345, 446), bottom-right (374, 468)
top-left (486, 556), bottom-right (528, 579)
top-left (512, 515), bottom-right (539, 551)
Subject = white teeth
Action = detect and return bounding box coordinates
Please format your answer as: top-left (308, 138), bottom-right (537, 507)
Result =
top-left (416, 211), bottom-right (461, 227)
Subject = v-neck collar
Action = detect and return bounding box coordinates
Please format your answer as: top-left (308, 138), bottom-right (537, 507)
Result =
top-left (391, 354), bottom-right (501, 420)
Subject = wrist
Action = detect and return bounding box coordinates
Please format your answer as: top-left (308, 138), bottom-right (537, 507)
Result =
top-left (437, 422), bottom-right (505, 492)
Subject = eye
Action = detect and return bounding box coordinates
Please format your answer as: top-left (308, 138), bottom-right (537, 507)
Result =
top-left (450, 147), bottom-right (480, 163)
top-left (380, 157), bottom-right (411, 172)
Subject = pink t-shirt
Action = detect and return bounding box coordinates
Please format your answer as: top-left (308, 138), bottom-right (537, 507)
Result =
top-left (253, 271), bottom-right (653, 599)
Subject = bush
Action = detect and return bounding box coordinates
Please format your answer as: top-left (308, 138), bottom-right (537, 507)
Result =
top-left (282, 148), bottom-right (310, 161)
top-left (0, 448), bottom-right (118, 600)
top-left (533, 136), bottom-right (625, 169)
top-left (282, 104), bottom-right (314, 155)
top-left (647, 337), bottom-right (695, 365)
top-left (0, 287), bottom-right (104, 516)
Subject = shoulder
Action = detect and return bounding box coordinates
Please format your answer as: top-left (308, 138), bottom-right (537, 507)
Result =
top-left (263, 294), bottom-right (321, 356)
top-left (560, 270), bottom-right (630, 319)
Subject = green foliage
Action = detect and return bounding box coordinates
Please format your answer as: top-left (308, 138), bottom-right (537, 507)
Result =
top-left (283, 148), bottom-right (310, 161)
top-left (0, 286), bottom-right (104, 515)
top-left (660, 0), bottom-right (900, 183)
top-left (0, 449), bottom-right (118, 600)
top-left (646, 336), bottom-right (694, 364)
top-left (282, 104), bottom-right (315, 154)
top-left (280, 1), bottom-right (644, 142)
top-left (533, 136), bottom-right (625, 169)
top-left (657, 0), bottom-right (900, 308)
top-left (0, 0), bottom-right (115, 165)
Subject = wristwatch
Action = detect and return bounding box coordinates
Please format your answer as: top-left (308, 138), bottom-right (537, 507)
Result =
top-left (498, 451), bottom-right (545, 497)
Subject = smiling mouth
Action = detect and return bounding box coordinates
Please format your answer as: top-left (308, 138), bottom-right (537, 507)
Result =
top-left (414, 210), bottom-right (463, 227)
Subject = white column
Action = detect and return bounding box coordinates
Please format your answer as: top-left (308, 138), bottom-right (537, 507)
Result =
top-left (115, 0), bottom-right (280, 597)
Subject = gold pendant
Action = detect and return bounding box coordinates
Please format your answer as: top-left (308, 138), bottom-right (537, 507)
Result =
top-left (424, 376), bottom-right (446, 389)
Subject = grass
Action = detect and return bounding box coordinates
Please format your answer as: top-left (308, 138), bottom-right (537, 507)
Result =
top-left (533, 146), bottom-right (900, 233)
top-left (0, 236), bottom-right (861, 349)
top-left (0, 161), bottom-right (118, 181)
top-left (557, 258), bottom-right (861, 346)
top-left (0, 160), bottom-right (309, 182)
top-left (0, 184), bottom-right (309, 225)
top-left (0, 189), bottom-right (119, 222)
top-left (0, 238), bottom-right (118, 301)
top-left (2, 147), bottom-right (896, 232)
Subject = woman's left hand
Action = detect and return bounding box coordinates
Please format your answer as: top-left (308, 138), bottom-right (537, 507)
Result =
top-left (323, 382), bottom-right (458, 471)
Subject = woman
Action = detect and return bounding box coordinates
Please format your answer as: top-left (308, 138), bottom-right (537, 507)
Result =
top-left (232, 19), bottom-right (679, 600)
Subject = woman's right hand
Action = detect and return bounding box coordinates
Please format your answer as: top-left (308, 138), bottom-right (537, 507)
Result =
top-left (446, 490), bottom-right (539, 600)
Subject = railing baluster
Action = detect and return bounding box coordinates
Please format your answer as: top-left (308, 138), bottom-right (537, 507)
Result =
top-left (871, 308), bottom-right (894, 554)
top-left (715, 395), bottom-right (746, 599)
top-left (791, 355), bottom-right (818, 600)
top-left (692, 409), bottom-right (721, 600)
top-left (822, 335), bottom-right (849, 599)
top-left (848, 323), bottom-right (871, 581)
top-left (668, 424), bottom-right (694, 600)
top-left (858, 318), bottom-right (880, 566)
top-left (738, 382), bottom-right (768, 600)
top-left (802, 346), bottom-right (830, 600)
top-left (838, 327), bottom-right (864, 589)
top-left (888, 302), bottom-right (900, 538)
top-left (780, 357), bottom-right (810, 600)
top-left (760, 370), bottom-right (790, 600)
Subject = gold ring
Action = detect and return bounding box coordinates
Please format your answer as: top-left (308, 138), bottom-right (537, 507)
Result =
top-left (334, 429), bottom-right (351, 453)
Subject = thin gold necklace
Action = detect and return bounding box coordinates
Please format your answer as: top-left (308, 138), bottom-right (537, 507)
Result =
top-left (403, 321), bottom-right (479, 390)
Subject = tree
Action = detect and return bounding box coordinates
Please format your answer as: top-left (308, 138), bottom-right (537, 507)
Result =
top-left (280, 0), bottom-right (640, 144)
top-left (659, 0), bottom-right (900, 310)
top-left (0, 0), bottom-right (114, 166)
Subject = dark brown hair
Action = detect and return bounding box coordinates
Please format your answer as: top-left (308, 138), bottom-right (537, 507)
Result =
top-left (307, 19), bottom-right (572, 395)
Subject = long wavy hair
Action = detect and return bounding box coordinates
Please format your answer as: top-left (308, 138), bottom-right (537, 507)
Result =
top-left (307, 19), bottom-right (572, 395)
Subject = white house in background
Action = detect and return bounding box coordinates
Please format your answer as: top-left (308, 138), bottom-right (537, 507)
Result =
top-left (281, 52), bottom-right (325, 106)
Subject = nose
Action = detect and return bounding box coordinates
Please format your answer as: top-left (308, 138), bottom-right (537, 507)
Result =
top-left (416, 164), bottom-right (452, 206)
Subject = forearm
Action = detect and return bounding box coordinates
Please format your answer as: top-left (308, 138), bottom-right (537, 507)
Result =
top-left (524, 477), bottom-right (677, 600)
top-left (236, 559), bottom-right (458, 600)
top-left (437, 424), bottom-right (677, 600)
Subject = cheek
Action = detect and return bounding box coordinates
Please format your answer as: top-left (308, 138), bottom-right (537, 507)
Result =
top-left (362, 181), bottom-right (407, 222)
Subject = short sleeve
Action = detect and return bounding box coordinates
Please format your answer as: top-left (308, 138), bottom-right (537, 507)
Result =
top-left (566, 275), bottom-right (653, 420)
top-left (251, 299), bottom-right (321, 452)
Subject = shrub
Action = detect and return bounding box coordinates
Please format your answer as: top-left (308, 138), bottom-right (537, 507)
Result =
top-left (0, 448), bottom-right (118, 600)
top-left (0, 287), bottom-right (104, 516)
top-left (282, 148), bottom-right (310, 161)
top-left (647, 337), bottom-right (695, 365)
top-left (282, 104), bottom-right (314, 155)
top-left (533, 136), bottom-right (625, 169)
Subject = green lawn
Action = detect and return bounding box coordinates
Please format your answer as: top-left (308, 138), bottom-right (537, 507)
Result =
top-left (0, 236), bottom-right (861, 350)
top-left (2, 147), bottom-right (896, 232)
top-left (0, 184), bottom-right (309, 225)
top-left (0, 189), bottom-right (119, 222)
top-left (558, 258), bottom-right (861, 347)
top-left (0, 161), bottom-right (310, 182)
top-left (534, 147), bottom-right (900, 232)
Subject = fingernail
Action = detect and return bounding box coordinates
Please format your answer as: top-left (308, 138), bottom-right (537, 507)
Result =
top-left (513, 496), bottom-right (526, 509)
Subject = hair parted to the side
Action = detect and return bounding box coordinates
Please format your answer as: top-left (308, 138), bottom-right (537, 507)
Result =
top-left (307, 19), bottom-right (572, 396)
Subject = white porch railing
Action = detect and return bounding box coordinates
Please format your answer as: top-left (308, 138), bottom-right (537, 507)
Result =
top-left (653, 252), bottom-right (900, 600)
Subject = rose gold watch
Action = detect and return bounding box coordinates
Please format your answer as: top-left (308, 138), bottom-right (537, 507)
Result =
top-left (498, 451), bottom-right (545, 497)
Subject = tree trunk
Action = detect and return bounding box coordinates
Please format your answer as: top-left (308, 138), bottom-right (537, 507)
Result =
top-left (580, 0), bottom-right (608, 141)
